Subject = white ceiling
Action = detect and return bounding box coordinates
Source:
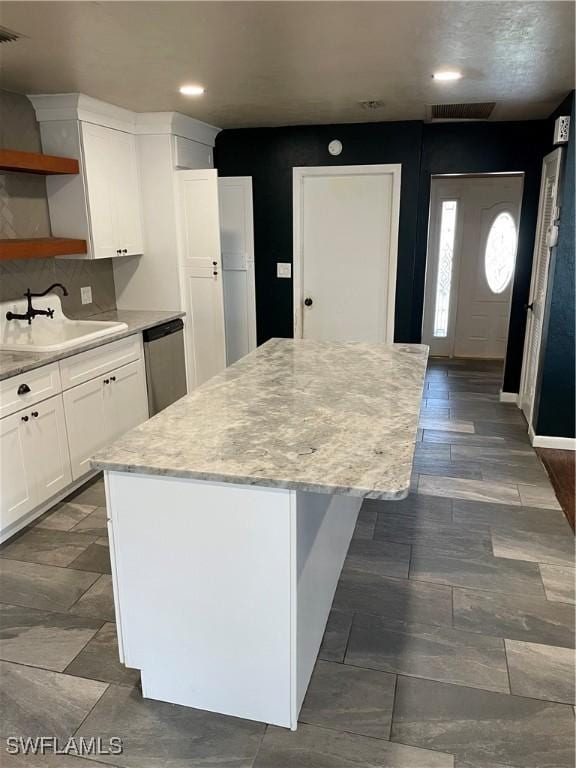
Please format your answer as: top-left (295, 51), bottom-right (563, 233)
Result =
top-left (0, 1), bottom-right (574, 129)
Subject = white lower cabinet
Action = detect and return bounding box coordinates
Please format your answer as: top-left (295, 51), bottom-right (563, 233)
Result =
top-left (29, 395), bottom-right (72, 504)
top-left (63, 375), bottom-right (109, 481)
top-left (0, 410), bottom-right (35, 530)
top-left (64, 358), bottom-right (148, 481)
top-left (1, 333), bottom-right (149, 539)
top-left (0, 394), bottom-right (71, 531)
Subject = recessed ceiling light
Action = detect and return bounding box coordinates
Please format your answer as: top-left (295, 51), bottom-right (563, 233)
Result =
top-left (179, 85), bottom-right (205, 96)
top-left (432, 71), bottom-right (462, 81)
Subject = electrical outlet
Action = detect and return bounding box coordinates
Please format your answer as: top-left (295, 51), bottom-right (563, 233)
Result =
top-left (80, 286), bottom-right (93, 305)
top-left (277, 262), bottom-right (292, 279)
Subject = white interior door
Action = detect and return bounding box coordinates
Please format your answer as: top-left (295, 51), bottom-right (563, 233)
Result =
top-left (177, 169), bottom-right (226, 388)
top-left (519, 148), bottom-right (563, 426)
top-left (293, 165), bottom-right (401, 342)
top-left (422, 175), bottom-right (523, 358)
top-left (218, 177), bottom-right (257, 365)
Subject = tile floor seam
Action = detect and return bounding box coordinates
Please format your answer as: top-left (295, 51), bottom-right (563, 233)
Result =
top-left (65, 574), bottom-right (110, 615)
top-left (0, 597), bottom-right (103, 621)
top-left (390, 662), bottom-right (576, 708)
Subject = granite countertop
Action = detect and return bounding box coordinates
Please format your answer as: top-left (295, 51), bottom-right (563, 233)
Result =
top-left (92, 338), bottom-right (428, 500)
top-left (0, 309), bottom-right (185, 381)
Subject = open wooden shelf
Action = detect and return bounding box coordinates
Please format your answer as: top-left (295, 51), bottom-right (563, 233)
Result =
top-left (0, 149), bottom-right (79, 175)
top-left (0, 238), bottom-right (87, 261)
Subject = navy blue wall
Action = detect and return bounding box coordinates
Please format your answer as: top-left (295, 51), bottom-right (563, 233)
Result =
top-left (215, 113), bottom-right (558, 391)
top-left (215, 121), bottom-right (423, 343)
top-left (535, 93), bottom-right (575, 439)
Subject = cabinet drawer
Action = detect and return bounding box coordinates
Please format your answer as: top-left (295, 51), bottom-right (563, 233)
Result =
top-left (0, 363), bottom-right (62, 419)
top-left (60, 334), bottom-right (142, 390)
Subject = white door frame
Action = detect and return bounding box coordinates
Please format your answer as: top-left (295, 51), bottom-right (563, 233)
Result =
top-left (292, 164), bottom-right (402, 342)
top-left (519, 148), bottom-right (563, 428)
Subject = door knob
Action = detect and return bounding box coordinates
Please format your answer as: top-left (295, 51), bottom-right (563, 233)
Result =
top-left (304, 297), bottom-right (313, 307)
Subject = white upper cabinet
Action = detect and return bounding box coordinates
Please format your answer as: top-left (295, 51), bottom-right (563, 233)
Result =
top-left (38, 120), bottom-right (144, 260)
top-left (30, 95), bottom-right (145, 260)
top-left (81, 123), bottom-right (144, 258)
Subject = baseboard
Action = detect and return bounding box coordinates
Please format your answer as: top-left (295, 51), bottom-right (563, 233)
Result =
top-left (529, 427), bottom-right (576, 450)
top-left (499, 391), bottom-right (518, 404)
top-left (0, 469), bottom-right (99, 544)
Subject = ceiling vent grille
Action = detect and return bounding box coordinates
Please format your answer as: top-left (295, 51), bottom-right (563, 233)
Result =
top-left (0, 26), bottom-right (21, 44)
top-left (428, 102), bottom-right (496, 121)
top-left (360, 100), bottom-right (386, 111)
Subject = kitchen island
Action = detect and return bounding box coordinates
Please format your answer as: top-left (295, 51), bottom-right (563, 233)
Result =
top-left (92, 338), bottom-right (427, 728)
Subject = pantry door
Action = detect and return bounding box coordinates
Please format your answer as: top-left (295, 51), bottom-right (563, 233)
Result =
top-left (519, 149), bottom-right (563, 426)
top-left (422, 175), bottom-right (523, 358)
top-left (177, 169), bottom-right (226, 388)
top-left (293, 165), bottom-right (401, 343)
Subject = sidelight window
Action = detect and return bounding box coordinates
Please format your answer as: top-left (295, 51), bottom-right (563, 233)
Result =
top-left (433, 200), bottom-right (458, 338)
top-left (485, 212), bottom-right (517, 294)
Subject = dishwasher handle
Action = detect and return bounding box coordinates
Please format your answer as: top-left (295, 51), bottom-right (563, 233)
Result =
top-left (143, 318), bottom-right (184, 343)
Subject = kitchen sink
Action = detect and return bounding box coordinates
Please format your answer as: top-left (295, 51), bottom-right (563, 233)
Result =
top-left (0, 295), bottom-right (128, 352)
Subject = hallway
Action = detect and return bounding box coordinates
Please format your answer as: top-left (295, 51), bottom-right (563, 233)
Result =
top-left (0, 358), bottom-right (574, 767)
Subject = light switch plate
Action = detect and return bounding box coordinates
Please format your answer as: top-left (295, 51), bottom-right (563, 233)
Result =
top-left (277, 262), bottom-right (292, 279)
top-left (80, 286), bottom-right (93, 305)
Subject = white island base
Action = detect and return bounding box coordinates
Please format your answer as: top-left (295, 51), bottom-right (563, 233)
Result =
top-left (105, 471), bottom-right (362, 729)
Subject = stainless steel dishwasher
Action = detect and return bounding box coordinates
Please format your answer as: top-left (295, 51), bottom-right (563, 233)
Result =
top-left (143, 318), bottom-right (187, 416)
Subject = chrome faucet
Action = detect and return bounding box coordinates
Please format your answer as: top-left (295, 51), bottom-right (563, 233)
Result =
top-left (6, 283), bottom-right (69, 325)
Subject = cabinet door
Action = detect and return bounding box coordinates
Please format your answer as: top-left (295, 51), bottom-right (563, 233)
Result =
top-left (63, 375), bottom-right (108, 481)
top-left (177, 170), bottom-right (226, 387)
top-left (82, 123), bottom-right (119, 260)
top-left (29, 396), bottom-right (72, 507)
top-left (182, 269), bottom-right (226, 387)
top-left (113, 130), bottom-right (144, 256)
top-left (105, 359), bottom-right (148, 443)
top-left (0, 411), bottom-right (35, 531)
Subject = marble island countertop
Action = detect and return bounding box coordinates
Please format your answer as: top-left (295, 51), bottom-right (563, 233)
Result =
top-left (92, 338), bottom-right (428, 500)
top-left (0, 308), bottom-right (185, 380)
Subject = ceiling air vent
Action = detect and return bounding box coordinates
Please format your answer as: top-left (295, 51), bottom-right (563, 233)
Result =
top-left (0, 26), bottom-right (21, 44)
top-left (360, 100), bottom-right (386, 111)
top-left (428, 102), bottom-right (496, 121)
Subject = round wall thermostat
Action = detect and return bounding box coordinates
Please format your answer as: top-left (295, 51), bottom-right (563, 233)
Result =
top-left (328, 139), bottom-right (343, 156)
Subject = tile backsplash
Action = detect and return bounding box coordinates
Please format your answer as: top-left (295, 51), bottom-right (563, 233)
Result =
top-left (0, 88), bottom-right (117, 318)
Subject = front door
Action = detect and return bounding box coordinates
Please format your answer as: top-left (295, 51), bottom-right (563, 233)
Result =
top-left (293, 165), bottom-right (401, 343)
top-left (423, 175), bottom-right (523, 358)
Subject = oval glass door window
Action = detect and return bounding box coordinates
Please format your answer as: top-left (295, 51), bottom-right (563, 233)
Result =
top-left (485, 212), bottom-right (517, 293)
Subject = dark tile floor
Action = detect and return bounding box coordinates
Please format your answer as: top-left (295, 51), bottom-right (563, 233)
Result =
top-left (0, 358), bottom-right (574, 767)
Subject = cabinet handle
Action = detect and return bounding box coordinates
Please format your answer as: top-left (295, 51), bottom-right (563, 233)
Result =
top-left (103, 379), bottom-right (110, 385)
top-left (17, 383), bottom-right (31, 395)
top-left (122, 249), bottom-right (128, 254)
top-left (31, 411), bottom-right (39, 418)
top-left (116, 249), bottom-right (121, 255)
top-left (21, 415), bottom-right (29, 422)
top-left (110, 376), bottom-right (116, 382)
